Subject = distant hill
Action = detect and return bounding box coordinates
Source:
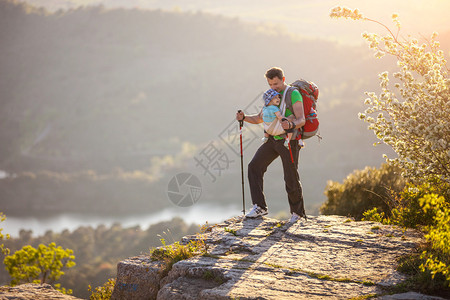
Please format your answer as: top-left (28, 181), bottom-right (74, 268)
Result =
top-left (19, 0), bottom-right (450, 47)
top-left (0, 0), bottom-right (389, 172)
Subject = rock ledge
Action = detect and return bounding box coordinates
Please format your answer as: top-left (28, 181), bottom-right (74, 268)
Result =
top-left (111, 215), bottom-right (444, 299)
top-left (0, 283), bottom-right (82, 300)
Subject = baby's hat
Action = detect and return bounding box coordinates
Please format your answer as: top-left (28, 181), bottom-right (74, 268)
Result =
top-left (263, 89), bottom-right (280, 106)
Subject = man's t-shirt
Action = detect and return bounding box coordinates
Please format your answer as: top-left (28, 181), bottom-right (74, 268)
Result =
top-left (273, 88), bottom-right (303, 140)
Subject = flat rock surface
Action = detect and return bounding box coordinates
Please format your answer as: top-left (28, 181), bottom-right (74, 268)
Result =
top-left (114, 215), bottom-right (445, 299)
top-left (165, 215), bottom-right (424, 299)
top-left (0, 283), bottom-right (82, 300)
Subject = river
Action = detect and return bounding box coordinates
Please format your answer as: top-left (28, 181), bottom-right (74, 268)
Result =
top-left (0, 169), bottom-right (242, 237)
top-left (1, 203), bottom-right (240, 237)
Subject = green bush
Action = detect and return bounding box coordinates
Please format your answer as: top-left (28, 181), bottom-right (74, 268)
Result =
top-left (1, 217), bottom-right (198, 298)
top-left (420, 194), bottom-right (450, 287)
top-left (390, 193), bottom-right (450, 294)
top-left (361, 207), bottom-right (388, 224)
top-left (149, 237), bottom-right (207, 277)
top-left (88, 278), bottom-right (116, 300)
top-left (388, 178), bottom-right (450, 229)
top-left (320, 163), bottom-right (405, 220)
top-left (396, 250), bottom-right (448, 295)
top-left (361, 178), bottom-right (450, 228)
top-left (362, 181), bottom-right (450, 290)
top-left (3, 242), bottom-right (76, 293)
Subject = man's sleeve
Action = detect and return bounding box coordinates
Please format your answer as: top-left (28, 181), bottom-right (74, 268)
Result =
top-left (291, 89), bottom-right (303, 104)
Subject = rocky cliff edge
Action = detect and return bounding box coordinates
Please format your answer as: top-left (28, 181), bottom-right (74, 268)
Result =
top-left (111, 215), bottom-right (447, 300)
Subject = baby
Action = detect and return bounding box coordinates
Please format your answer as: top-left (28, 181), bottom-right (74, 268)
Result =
top-left (261, 89), bottom-right (293, 148)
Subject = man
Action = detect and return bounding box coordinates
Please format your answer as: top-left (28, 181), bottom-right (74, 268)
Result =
top-left (236, 67), bottom-right (306, 223)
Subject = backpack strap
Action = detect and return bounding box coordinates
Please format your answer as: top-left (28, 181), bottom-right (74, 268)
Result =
top-left (285, 86), bottom-right (294, 117)
top-left (282, 86), bottom-right (300, 140)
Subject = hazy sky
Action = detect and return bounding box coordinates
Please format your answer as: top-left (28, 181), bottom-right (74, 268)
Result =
top-left (24, 0), bottom-right (450, 45)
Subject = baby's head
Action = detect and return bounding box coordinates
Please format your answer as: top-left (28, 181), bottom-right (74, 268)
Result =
top-left (263, 89), bottom-right (280, 106)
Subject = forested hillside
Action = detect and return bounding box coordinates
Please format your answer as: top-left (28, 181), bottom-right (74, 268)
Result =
top-left (0, 217), bottom-right (198, 298)
top-left (1, 0), bottom-right (385, 170)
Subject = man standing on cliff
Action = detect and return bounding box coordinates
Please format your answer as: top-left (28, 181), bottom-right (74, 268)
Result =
top-left (236, 67), bottom-right (307, 223)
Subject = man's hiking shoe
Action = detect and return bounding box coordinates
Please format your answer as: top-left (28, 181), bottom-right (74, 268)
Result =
top-left (246, 204), bottom-right (268, 218)
top-left (289, 212), bottom-right (304, 223)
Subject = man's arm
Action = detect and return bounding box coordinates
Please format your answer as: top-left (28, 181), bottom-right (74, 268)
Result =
top-left (281, 101), bottom-right (305, 130)
top-left (291, 101), bottom-right (306, 129)
top-left (236, 110), bottom-right (263, 124)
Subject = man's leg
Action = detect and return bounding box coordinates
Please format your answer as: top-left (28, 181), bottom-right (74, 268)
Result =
top-left (247, 138), bottom-right (279, 210)
top-left (275, 139), bottom-right (306, 217)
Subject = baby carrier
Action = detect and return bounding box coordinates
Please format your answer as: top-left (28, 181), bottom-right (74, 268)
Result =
top-left (263, 90), bottom-right (288, 136)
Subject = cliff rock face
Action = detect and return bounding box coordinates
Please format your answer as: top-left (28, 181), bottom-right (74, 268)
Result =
top-left (0, 283), bottom-right (82, 300)
top-left (112, 215), bottom-right (433, 299)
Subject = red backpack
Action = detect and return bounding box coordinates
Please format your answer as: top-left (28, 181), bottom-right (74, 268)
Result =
top-left (285, 79), bottom-right (319, 140)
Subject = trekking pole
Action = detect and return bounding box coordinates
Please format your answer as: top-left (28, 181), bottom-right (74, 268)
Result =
top-left (287, 139), bottom-right (294, 164)
top-left (237, 110), bottom-right (245, 216)
top-left (282, 118), bottom-right (294, 164)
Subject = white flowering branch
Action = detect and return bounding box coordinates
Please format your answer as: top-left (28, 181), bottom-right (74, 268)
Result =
top-left (330, 6), bottom-right (450, 183)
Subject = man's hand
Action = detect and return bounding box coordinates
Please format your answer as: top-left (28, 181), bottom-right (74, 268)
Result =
top-left (236, 111), bottom-right (263, 124)
top-left (281, 118), bottom-right (292, 130)
top-left (236, 110), bottom-right (245, 121)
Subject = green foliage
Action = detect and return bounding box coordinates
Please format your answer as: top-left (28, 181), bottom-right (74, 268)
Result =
top-left (88, 278), bottom-right (116, 300)
top-left (3, 242), bottom-right (75, 292)
top-left (149, 237), bottom-right (207, 276)
top-left (391, 195), bottom-right (450, 295)
top-left (388, 178), bottom-right (450, 228)
top-left (320, 163), bottom-right (405, 219)
top-left (360, 178), bottom-right (450, 229)
top-left (1, 217), bottom-right (198, 298)
top-left (331, 6), bottom-right (450, 183)
top-left (0, 212), bottom-right (10, 255)
top-left (362, 207), bottom-right (388, 224)
top-left (224, 227), bottom-right (237, 236)
top-left (362, 185), bottom-right (450, 291)
top-left (54, 283), bottom-right (73, 295)
top-left (420, 194), bottom-right (450, 286)
top-left (395, 260), bottom-right (448, 297)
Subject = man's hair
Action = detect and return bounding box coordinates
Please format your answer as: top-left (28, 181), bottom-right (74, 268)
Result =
top-left (265, 67), bottom-right (284, 80)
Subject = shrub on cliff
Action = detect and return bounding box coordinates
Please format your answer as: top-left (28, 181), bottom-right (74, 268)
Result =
top-left (149, 229), bottom-right (208, 277)
top-left (3, 242), bottom-right (76, 294)
top-left (420, 193), bottom-right (450, 287)
top-left (88, 278), bottom-right (116, 300)
top-left (392, 178), bottom-right (449, 229)
top-left (366, 182), bottom-right (450, 292)
top-left (320, 163), bottom-right (405, 219)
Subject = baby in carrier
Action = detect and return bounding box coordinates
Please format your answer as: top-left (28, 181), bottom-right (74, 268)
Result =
top-left (261, 89), bottom-right (293, 148)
